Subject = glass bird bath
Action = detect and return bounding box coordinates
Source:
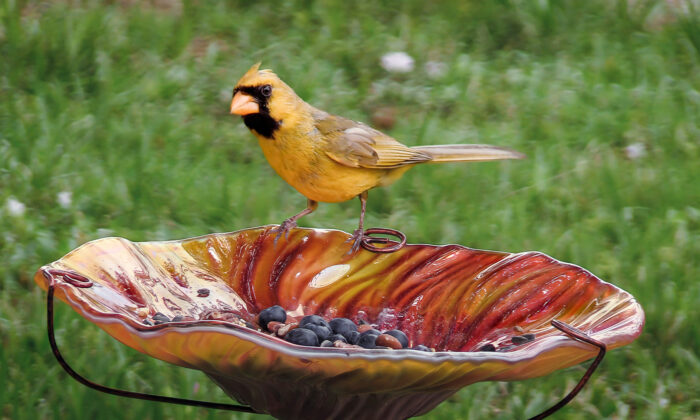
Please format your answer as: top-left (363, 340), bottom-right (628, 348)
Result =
top-left (35, 227), bottom-right (644, 419)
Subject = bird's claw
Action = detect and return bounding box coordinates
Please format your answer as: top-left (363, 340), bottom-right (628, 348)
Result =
top-left (344, 228), bottom-right (365, 254)
top-left (272, 219), bottom-right (298, 245)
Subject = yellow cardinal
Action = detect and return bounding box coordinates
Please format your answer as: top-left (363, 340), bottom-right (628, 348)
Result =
top-left (230, 63), bottom-right (523, 251)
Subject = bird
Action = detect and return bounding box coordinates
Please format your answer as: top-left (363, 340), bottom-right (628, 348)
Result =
top-left (230, 63), bottom-right (524, 252)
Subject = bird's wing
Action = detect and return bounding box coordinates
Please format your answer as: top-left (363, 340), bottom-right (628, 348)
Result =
top-left (315, 114), bottom-right (431, 169)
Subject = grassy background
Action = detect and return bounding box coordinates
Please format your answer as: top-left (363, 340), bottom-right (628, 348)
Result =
top-left (1, 0), bottom-right (699, 418)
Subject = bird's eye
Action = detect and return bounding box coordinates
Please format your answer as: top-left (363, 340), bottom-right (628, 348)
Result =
top-left (260, 85), bottom-right (272, 97)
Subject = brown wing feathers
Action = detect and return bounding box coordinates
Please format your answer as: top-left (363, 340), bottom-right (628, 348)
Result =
top-left (316, 112), bottom-right (522, 169)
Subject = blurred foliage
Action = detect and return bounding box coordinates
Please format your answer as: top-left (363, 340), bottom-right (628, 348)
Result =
top-left (1, 0), bottom-right (699, 419)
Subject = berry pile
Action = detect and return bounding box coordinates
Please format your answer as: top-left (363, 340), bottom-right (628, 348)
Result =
top-left (138, 306), bottom-right (538, 353)
top-left (257, 305), bottom-right (432, 351)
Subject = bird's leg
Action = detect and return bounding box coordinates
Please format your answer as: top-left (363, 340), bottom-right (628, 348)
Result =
top-left (273, 199), bottom-right (318, 243)
top-left (347, 191), bottom-right (368, 253)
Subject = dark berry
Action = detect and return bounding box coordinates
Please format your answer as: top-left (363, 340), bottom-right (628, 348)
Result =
top-left (299, 315), bottom-right (330, 329)
top-left (346, 330), bottom-right (361, 345)
top-left (410, 345), bottom-right (431, 352)
top-left (384, 330), bottom-right (409, 348)
top-left (360, 328), bottom-right (381, 337)
top-left (478, 344), bottom-right (496, 352)
top-left (329, 317), bottom-right (358, 340)
top-left (358, 333), bottom-right (378, 349)
top-left (152, 312), bottom-right (170, 324)
top-left (320, 340), bottom-right (334, 347)
top-left (305, 324), bottom-right (332, 341)
top-left (259, 305), bottom-right (286, 330)
top-left (197, 288), bottom-right (210, 297)
top-left (143, 319), bottom-right (152, 326)
top-left (285, 328), bottom-right (319, 346)
top-left (327, 333), bottom-right (347, 343)
top-left (511, 334), bottom-right (535, 345)
top-left (171, 315), bottom-right (183, 322)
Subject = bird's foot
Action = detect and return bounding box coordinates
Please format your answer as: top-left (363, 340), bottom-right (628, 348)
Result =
top-left (271, 218), bottom-right (298, 245)
top-left (351, 228), bottom-right (408, 253)
top-left (344, 228), bottom-right (365, 254)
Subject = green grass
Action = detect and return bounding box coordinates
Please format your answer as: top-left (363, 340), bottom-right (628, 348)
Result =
top-left (1, 0), bottom-right (699, 418)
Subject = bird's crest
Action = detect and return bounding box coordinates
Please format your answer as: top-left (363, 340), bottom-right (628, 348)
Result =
top-left (236, 62), bottom-right (276, 88)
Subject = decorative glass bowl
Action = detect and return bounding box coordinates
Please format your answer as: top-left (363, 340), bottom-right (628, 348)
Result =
top-left (35, 227), bottom-right (644, 419)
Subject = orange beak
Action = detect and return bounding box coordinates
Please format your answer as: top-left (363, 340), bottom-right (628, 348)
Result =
top-left (230, 91), bottom-right (259, 116)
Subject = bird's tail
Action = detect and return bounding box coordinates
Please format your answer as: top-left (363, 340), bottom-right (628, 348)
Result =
top-left (412, 144), bottom-right (525, 163)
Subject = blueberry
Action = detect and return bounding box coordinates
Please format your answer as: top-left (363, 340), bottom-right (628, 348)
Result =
top-left (360, 328), bottom-right (381, 337)
top-left (478, 344), bottom-right (496, 352)
top-left (511, 334), bottom-right (535, 345)
top-left (329, 318), bottom-right (358, 339)
top-left (259, 305), bottom-right (286, 330)
top-left (299, 315), bottom-right (330, 329)
top-left (358, 333), bottom-right (378, 349)
top-left (327, 333), bottom-right (347, 343)
top-left (152, 312), bottom-right (170, 324)
top-left (410, 345), bottom-right (431, 352)
top-left (171, 315), bottom-right (183, 322)
top-left (384, 330), bottom-right (409, 348)
top-left (346, 330), bottom-right (361, 345)
top-left (320, 340), bottom-right (334, 348)
top-left (304, 324), bottom-right (331, 341)
top-left (285, 328), bottom-right (319, 346)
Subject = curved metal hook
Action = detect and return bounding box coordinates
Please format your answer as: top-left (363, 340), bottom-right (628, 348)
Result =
top-left (528, 319), bottom-right (607, 419)
top-left (46, 269), bottom-right (93, 288)
top-left (360, 228), bottom-right (407, 253)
